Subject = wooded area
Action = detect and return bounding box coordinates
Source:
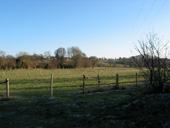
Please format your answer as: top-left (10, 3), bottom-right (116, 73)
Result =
top-left (0, 47), bottom-right (142, 70)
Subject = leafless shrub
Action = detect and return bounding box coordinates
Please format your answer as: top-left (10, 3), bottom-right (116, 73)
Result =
top-left (134, 32), bottom-right (170, 93)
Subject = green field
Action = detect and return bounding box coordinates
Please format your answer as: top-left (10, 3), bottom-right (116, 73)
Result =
top-left (0, 68), bottom-right (141, 100)
top-left (0, 68), bottom-right (170, 128)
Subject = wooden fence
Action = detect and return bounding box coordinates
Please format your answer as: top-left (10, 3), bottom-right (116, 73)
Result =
top-left (0, 78), bottom-right (9, 98)
top-left (0, 73), bottom-right (144, 98)
top-left (82, 73), bottom-right (143, 93)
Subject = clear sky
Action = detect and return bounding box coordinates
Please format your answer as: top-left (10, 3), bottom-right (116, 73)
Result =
top-left (0, 0), bottom-right (170, 58)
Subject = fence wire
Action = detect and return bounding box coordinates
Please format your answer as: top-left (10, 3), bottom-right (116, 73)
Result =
top-left (82, 73), bottom-right (145, 92)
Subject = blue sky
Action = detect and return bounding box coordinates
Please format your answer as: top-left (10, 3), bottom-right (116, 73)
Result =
top-left (0, 0), bottom-right (170, 58)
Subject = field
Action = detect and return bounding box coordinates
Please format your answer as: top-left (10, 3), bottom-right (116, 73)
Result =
top-left (0, 68), bottom-right (170, 128)
top-left (0, 67), bottom-right (142, 99)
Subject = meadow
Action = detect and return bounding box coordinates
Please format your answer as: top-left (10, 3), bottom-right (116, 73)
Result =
top-left (0, 67), bottom-right (141, 100)
top-left (0, 68), bottom-right (169, 128)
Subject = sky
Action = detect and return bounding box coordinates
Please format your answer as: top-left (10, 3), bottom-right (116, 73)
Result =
top-left (0, 0), bottom-right (170, 58)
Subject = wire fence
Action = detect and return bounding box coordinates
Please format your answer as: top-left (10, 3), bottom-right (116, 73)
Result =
top-left (0, 72), bottom-right (145, 99)
top-left (82, 73), bottom-right (145, 93)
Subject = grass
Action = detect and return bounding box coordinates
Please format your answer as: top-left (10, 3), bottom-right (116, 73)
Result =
top-left (0, 67), bottom-right (169, 127)
top-left (0, 67), bottom-right (141, 100)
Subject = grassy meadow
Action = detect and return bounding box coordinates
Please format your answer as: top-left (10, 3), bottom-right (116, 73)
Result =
top-left (0, 67), bottom-right (141, 100)
top-left (0, 68), bottom-right (170, 128)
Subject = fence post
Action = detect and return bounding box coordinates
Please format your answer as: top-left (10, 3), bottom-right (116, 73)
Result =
top-left (83, 74), bottom-right (85, 94)
top-left (97, 74), bottom-right (100, 87)
top-left (136, 73), bottom-right (138, 86)
top-left (116, 74), bottom-right (119, 88)
top-left (6, 78), bottom-right (9, 98)
top-left (150, 70), bottom-right (153, 86)
top-left (50, 74), bottom-right (53, 97)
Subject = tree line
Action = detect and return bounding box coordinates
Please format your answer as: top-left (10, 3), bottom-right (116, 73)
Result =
top-left (0, 47), bottom-right (101, 70)
top-left (2, 45), bottom-right (167, 70)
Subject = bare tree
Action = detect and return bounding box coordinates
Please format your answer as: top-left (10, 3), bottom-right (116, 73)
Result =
top-left (44, 51), bottom-right (51, 58)
top-left (55, 48), bottom-right (66, 68)
top-left (0, 50), bottom-right (6, 70)
top-left (67, 47), bottom-right (86, 68)
top-left (135, 33), bottom-right (170, 93)
top-left (0, 50), bottom-right (6, 58)
top-left (89, 56), bottom-right (99, 68)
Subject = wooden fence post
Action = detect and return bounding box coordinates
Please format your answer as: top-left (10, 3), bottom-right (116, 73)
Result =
top-left (6, 78), bottom-right (9, 98)
top-left (50, 74), bottom-right (53, 97)
top-left (97, 74), bottom-right (100, 87)
top-left (116, 74), bottom-right (119, 88)
top-left (136, 73), bottom-right (138, 86)
top-left (83, 74), bottom-right (85, 94)
top-left (150, 70), bottom-right (153, 86)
